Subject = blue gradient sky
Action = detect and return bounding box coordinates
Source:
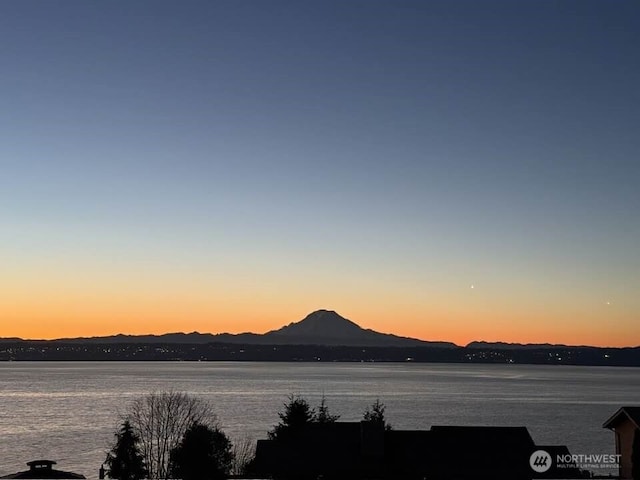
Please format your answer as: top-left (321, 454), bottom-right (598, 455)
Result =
top-left (1, 1), bottom-right (638, 345)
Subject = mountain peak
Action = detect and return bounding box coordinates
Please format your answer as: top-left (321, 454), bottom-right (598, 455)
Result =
top-left (270, 310), bottom-right (363, 338)
top-left (262, 310), bottom-right (455, 348)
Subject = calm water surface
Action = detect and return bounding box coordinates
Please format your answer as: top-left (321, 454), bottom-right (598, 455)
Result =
top-left (1, 362), bottom-right (638, 478)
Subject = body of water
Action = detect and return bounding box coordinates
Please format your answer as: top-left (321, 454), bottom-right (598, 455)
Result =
top-left (1, 361), bottom-right (638, 478)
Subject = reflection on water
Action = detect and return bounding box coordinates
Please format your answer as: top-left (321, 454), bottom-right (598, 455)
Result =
top-left (1, 362), bottom-right (638, 478)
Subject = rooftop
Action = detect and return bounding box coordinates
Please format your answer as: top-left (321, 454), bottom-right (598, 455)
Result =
top-left (602, 406), bottom-right (640, 430)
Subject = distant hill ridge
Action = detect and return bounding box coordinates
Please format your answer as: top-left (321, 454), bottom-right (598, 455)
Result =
top-left (465, 341), bottom-right (590, 350)
top-left (2, 310), bottom-right (456, 348)
top-left (1, 310), bottom-right (626, 349)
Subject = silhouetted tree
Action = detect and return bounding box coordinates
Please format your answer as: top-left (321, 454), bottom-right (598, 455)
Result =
top-left (126, 391), bottom-right (218, 479)
top-left (363, 398), bottom-right (392, 430)
top-left (314, 394), bottom-right (340, 423)
top-left (268, 395), bottom-right (316, 440)
top-left (230, 435), bottom-right (256, 476)
top-left (632, 428), bottom-right (640, 480)
top-left (169, 422), bottom-right (233, 480)
top-left (105, 420), bottom-right (147, 480)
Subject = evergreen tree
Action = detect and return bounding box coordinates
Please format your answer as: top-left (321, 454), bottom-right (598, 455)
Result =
top-left (169, 422), bottom-right (233, 480)
top-left (314, 395), bottom-right (340, 423)
top-left (268, 395), bottom-right (316, 440)
top-left (363, 398), bottom-right (392, 430)
top-left (105, 420), bottom-right (147, 480)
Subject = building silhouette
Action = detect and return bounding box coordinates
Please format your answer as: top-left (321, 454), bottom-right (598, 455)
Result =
top-left (253, 421), bottom-right (581, 479)
top-left (0, 461), bottom-right (85, 480)
top-left (603, 406), bottom-right (640, 479)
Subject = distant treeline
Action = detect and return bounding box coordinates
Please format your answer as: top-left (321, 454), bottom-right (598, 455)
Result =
top-left (0, 341), bottom-right (639, 366)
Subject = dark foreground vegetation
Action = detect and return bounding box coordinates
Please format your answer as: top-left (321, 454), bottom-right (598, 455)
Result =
top-left (1, 340), bottom-right (639, 366)
top-left (101, 392), bottom-right (391, 480)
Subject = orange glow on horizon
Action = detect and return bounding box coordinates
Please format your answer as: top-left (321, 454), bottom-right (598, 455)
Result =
top-left (2, 305), bottom-right (636, 348)
top-left (2, 272), bottom-right (636, 347)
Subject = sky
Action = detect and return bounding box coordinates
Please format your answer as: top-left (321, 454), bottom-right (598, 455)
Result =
top-left (1, 0), bottom-right (638, 346)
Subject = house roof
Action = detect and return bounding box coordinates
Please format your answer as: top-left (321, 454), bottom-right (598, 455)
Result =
top-left (602, 406), bottom-right (640, 430)
top-left (0, 460), bottom-right (85, 480)
top-left (255, 422), bottom-right (375, 478)
top-left (0, 471), bottom-right (85, 480)
top-left (255, 422), bottom-right (542, 479)
top-left (429, 425), bottom-right (535, 445)
top-left (418, 426), bottom-right (536, 479)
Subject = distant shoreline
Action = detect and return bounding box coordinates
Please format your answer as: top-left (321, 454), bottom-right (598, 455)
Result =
top-left (1, 341), bottom-right (638, 366)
